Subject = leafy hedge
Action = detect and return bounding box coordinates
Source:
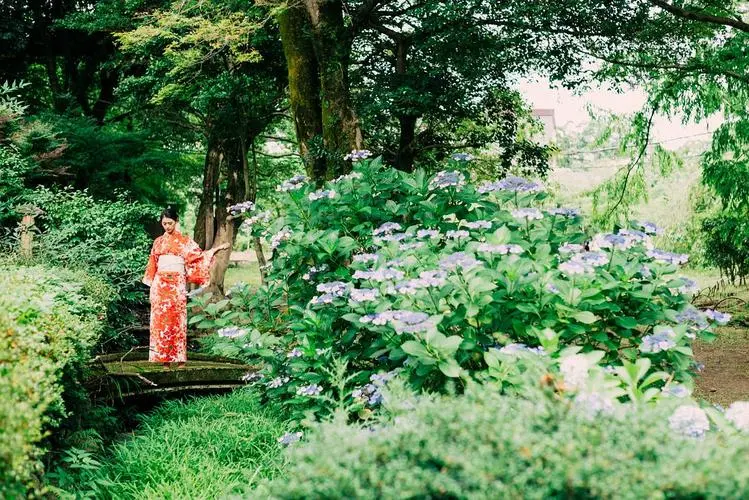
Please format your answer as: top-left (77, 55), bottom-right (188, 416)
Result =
top-left (259, 383), bottom-right (749, 499)
top-left (0, 263), bottom-right (112, 497)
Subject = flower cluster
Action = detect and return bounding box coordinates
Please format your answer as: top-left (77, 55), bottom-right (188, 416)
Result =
top-left (669, 405), bottom-right (710, 438)
top-left (276, 174), bottom-right (307, 192)
top-left (297, 384), bottom-right (323, 396)
top-left (308, 189), bottom-right (337, 201)
top-left (344, 149), bottom-right (372, 162)
top-left (278, 431), bottom-right (303, 446)
top-left (477, 175), bottom-right (543, 194)
top-left (639, 327), bottom-right (677, 353)
top-left (228, 200), bottom-right (255, 216)
top-left (270, 227), bottom-right (292, 250)
top-left (725, 401), bottom-right (749, 432)
top-left (217, 326), bottom-right (246, 338)
top-left (429, 170), bottom-right (466, 190)
top-left (451, 152), bottom-right (473, 162)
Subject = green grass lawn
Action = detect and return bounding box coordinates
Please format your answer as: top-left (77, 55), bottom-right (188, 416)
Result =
top-left (54, 391), bottom-right (289, 499)
top-left (225, 263), bottom-right (263, 290)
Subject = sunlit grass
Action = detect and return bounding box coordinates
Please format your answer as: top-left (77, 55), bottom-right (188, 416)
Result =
top-left (225, 263), bottom-right (263, 290)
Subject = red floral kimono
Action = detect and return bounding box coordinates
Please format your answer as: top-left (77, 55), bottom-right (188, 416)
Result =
top-left (142, 231), bottom-right (213, 363)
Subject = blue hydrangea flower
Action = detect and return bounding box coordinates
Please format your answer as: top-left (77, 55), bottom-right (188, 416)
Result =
top-left (446, 229), bottom-right (470, 240)
top-left (647, 249), bottom-right (689, 265)
top-left (498, 343), bottom-right (546, 356)
top-left (267, 376), bottom-right (290, 388)
top-left (451, 152), bottom-right (474, 162)
top-left (639, 327), bottom-right (677, 353)
top-left (353, 268), bottom-right (405, 282)
top-left (638, 220), bottom-right (663, 235)
top-left (511, 208), bottom-right (543, 220)
top-left (418, 269), bottom-right (448, 286)
top-left (390, 311), bottom-right (436, 334)
top-left (316, 281), bottom-right (350, 296)
top-left (573, 392), bottom-right (615, 419)
top-left (400, 242), bottom-right (425, 251)
top-left (547, 207), bottom-right (579, 217)
top-left (676, 307), bottom-right (709, 330)
top-left (477, 176), bottom-right (543, 194)
top-left (373, 222), bottom-right (402, 236)
top-left (228, 200), bottom-right (255, 216)
top-left (350, 288), bottom-right (379, 303)
top-left (725, 401), bottom-right (749, 432)
top-left (477, 243), bottom-right (523, 255)
top-left (571, 251), bottom-right (609, 267)
top-left (558, 243), bottom-right (585, 254)
top-left (353, 253), bottom-right (379, 264)
top-left (546, 283), bottom-right (560, 294)
top-left (462, 220), bottom-right (492, 230)
top-left (344, 149), bottom-right (372, 161)
top-left (429, 170), bottom-right (466, 190)
top-left (663, 384), bottom-right (691, 398)
top-left (559, 261), bottom-right (589, 276)
top-left (276, 174), bottom-right (307, 192)
top-left (308, 189), bottom-right (337, 201)
top-left (217, 326), bottom-right (246, 338)
top-left (705, 309), bottom-right (731, 325)
top-left (416, 228), bottom-right (441, 239)
top-left (591, 233), bottom-right (634, 251)
top-left (286, 348), bottom-right (304, 358)
top-left (278, 431), bottom-right (303, 446)
top-left (669, 405), bottom-right (710, 438)
top-left (270, 227), bottom-right (292, 250)
top-left (439, 252), bottom-right (481, 271)
top-left (296, 384), bottom-right (323, 396)
top-left (302, 264), bottom-right (328, 281)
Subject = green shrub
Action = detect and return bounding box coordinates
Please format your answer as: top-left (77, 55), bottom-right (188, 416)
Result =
top-left (52, 391), bottom-right (291, 499)
top-left (197, 157), bottom-right (724, 422)
top-left (0, 264), bottom-right (111, 497)
top-left (25, 187), bottom-right (156, 338)
top-left (258, 384), bottom-right (749, 499)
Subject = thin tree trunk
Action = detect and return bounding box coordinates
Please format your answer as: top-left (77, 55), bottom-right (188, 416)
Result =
top-left (277, 4), bottom-right (326, 182)
top-left (194, 138), bottom-right (221, 250)
top-left (395, 114), bottom-right (418, 171)
top-left (207, 138), bottom-right (248, 295)
top-left (304, 0), bottom-right (362, 179)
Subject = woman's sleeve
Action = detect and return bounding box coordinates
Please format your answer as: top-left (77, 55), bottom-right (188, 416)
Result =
top-left (143, 241), bottom-right (158, 286)
top-left (184, 239), bottom-right (213, 286)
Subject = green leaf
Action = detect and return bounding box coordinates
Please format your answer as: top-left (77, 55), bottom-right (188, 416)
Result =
top-left (573, 311), bottom-right (598, 324)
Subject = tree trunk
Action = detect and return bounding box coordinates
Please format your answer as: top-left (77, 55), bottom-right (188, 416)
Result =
top-left (206, 137), bottom-right (248, 295)
top-left (277, 4), bottom-right (326, 182)
top-left (304, 0), bottom-right (362, 179)
top-left (395, 114), bottom-right (418, 171)
top-left (194, 139), bottom-right (222, 250)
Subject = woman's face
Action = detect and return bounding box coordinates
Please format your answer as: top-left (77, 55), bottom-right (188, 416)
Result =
top-left (161, 217), bottom-right (177, 234)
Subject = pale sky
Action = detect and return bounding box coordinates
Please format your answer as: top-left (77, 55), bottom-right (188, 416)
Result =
top-left (517, 78), bottom-right (721, 149)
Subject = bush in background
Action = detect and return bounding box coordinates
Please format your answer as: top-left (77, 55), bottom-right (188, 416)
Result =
top-left (0, 263), bottom-right (111, 497)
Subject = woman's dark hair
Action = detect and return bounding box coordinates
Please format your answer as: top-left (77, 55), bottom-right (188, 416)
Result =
top-left (160, 205), bottom-right (179, 222)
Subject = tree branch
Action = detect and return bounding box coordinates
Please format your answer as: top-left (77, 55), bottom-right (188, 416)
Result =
top-left (650, 0), bottom-right (749, 33)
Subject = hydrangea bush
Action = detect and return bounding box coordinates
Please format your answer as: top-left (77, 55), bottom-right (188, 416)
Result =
top-left (192, 156), bottom-right (728, 421)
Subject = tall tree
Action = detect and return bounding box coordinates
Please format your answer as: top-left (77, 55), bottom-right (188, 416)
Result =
top-left (115, 0), bottom-right (288, 292)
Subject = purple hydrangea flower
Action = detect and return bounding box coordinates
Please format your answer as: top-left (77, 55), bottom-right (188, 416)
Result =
top-left (317, 281), bottom-right (350, 296)
top-left (344, 149), bottom-right (372, 162)
top-left (267, 376), bottom-right (290, 388)
top-left (287, 348), bottom-right (304, 358)
top-left (571, 251), bottom-right (609, 267)
top-left (270, 228), bottom-right (292, 250)
top-left (558, 243), bottom-right (585, 254)
top-left (353, 268), bottom-right (405, 282)
top-left (400, 242), bottom-right (425, 251)
top-left (559, 261), bottom-right (589, 276)
top-left (638, 221), bottom-right (663, 235)
top-left (446, 230), bottom-right (470, 240)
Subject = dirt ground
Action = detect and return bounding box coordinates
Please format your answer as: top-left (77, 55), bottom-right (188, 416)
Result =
top-left (694, 326), bottom-right (749, 406)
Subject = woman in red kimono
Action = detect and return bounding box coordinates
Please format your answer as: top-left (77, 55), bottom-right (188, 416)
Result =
top-left (142, 207), bottom-right (229, 368)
